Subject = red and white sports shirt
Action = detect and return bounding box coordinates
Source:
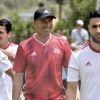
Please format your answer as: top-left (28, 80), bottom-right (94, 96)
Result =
top-left (13, 34), bottom-right (72, 100)
top-left (67, 41), bottom-right (100, 100)
top-left (0, 50), bottom-right (12, 100)
top-left (4, 42), bottom-right (18, 100)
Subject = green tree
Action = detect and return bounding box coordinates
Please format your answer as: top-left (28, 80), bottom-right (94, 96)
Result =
top-left (9, 13), bottom-right (27, 43)
top-left (67, 0), bottom-right (96, 33)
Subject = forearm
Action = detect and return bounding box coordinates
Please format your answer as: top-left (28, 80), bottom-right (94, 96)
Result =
top-left (5, 69), bottom-right (15, 80)
top-left (65, 89), bottom-right (76, 100)
top-left (65, 82), bottom-right (77, 100)
top-left (76, 86), bottom-right (80, 100)
top-left (12, 72), bottom-right (24, 100)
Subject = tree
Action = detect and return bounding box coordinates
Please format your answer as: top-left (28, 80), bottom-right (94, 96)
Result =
top-left (8, 12), bottom-right (35, 44)
top-left (67, 0), bottom-right (96, 32)
top-left (47, 0), bottom-right (69, 19)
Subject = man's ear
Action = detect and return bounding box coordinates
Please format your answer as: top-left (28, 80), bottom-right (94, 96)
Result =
top-left (8, 32), bottom-right (11, 38)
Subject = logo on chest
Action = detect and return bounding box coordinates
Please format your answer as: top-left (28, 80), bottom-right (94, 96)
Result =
top-left (31, 51), bottom-right (37, 56)
top-left (53, 48), bottom-right (61, 54)
top-left (85, 61), bottom-right (92, 66)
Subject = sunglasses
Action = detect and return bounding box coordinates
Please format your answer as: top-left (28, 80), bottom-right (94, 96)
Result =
top-left (91, 25), bottom-right (100, 29)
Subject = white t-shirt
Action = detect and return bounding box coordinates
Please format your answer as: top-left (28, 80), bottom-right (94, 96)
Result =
top-left (0, 50), bottom-right (12, 100)
top-left (4, 43), bottom-right (18, 100)
top-left (67, 42), bottom-right (100, 100)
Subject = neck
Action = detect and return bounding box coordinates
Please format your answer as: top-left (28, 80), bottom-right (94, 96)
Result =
top-left (1, 42), bottom-right (10, 49)
top-left (35, 33), bottom-right (51, 44)
top-left (90, 39), bottom-right (100, 51)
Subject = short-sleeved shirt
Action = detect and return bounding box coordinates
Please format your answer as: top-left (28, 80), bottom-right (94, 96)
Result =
top-left (3, 43), bottom-right (18, 100)
top-left (67, 41), bottom-right (100, 100)
top-left (13, 34), bottom-right (72, 100)
top-left (0, 50), bottom-right (12, 73)
top-left (0, 50), bottom-right (12, 100)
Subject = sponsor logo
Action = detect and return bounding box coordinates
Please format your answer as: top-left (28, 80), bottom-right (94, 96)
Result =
top-left (85, 61), bottom-right (92, 66)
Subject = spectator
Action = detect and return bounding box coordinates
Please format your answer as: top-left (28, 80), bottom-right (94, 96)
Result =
top-left (71, 19), bottom-right (89, 50)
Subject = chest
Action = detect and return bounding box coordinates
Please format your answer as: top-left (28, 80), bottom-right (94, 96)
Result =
top-left (25, 43), bottom-right (64, 66)
top-left (78, 53), bottom-right (100, 77)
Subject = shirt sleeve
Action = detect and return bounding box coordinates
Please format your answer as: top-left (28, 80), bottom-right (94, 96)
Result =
top-left (62, 40), bottom-right (71, 69)
top-left (6, 44), bottom-right (18, 54)
top-left (13, 44), bottom-right (26, 72)
top-left (67, 52), bottom-right (79, 82)
top-left (0, 50), bottom-right (12, 72)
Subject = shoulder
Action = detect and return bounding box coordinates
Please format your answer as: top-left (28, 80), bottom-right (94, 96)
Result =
top-left (9, 42), bottom-right (18, 48)
top-left (74, 42), bottom-right (89, 55)
top-left (52, 34), bottom-right (69, 45)
top-left (82, 28), bottom-right (88, 33)
top-left (51, 35), bottom-right (70, 50)
top-left (71, 28), bottom-right (77, 33)
top-left (19, 36), bottom-right (33, 47)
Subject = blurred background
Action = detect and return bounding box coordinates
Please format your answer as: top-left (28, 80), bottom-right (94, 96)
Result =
top-left (0, 0), bottom-right (97, 44)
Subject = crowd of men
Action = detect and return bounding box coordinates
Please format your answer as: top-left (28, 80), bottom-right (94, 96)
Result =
top-left (0, 6), bottom-right (100, 100)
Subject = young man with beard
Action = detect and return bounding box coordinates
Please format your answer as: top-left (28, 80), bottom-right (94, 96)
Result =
top-left (65, 9), bottom-right (100, 100)
top-left (12, 7), bottom-right (73, 100)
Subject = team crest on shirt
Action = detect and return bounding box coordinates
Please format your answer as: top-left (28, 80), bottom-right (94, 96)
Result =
top-left (54, 48), bottom-right (61, 54)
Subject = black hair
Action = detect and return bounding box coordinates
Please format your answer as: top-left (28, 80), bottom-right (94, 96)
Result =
top-left (0, 19), bottom-right (12, 33)
top-left (89, 9), bottom-right (100, 19)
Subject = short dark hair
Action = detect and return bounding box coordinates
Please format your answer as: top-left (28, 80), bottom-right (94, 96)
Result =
top-left (89, 9), bottom-right (100, 19)
top-left (0, 19), bottom-right (12, 33)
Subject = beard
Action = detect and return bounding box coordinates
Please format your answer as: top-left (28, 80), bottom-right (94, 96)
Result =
top-left (92, 36), bottom-right (100, 44)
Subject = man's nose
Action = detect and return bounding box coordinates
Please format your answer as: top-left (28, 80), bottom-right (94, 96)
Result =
top-left (96, 27), bottom-right (100, 33)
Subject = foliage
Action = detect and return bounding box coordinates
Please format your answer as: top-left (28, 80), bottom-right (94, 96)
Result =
top-left (53, 19), bottom-right (67, 31)
top-left (53, 19), bottom-right (70, 42)
top-left (67, 0), bottom-right (96, 34)
top-left (0, 0), bottom-right (97, 44)
top-left (8, 12), bottom-right (35, 44)
top-left (50, 0), bottom-right (96, 43)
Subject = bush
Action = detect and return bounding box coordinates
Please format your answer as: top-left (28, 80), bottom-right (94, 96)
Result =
top-left (8, 12), bottom-right (35, 44)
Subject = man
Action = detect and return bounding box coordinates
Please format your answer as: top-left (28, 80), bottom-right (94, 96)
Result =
top-left (13, 7), bottom-right (72, 100)
top-left (65, 9), bottom-right (100, 100)
top-left (71, 19), bottom-right (89, 50)
top-left (0, 19), bottom-right (18, 61)
top-left (0, 50), bottom-right (13, 100)
top-left (0, 19), bottom-right (18, 100)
